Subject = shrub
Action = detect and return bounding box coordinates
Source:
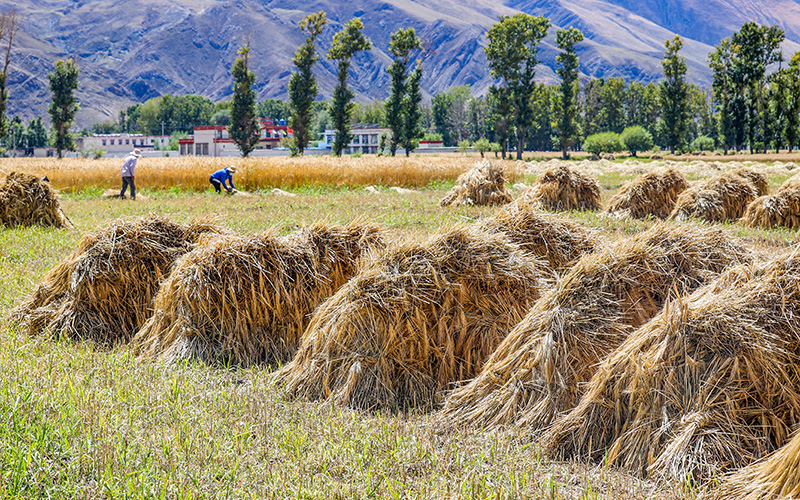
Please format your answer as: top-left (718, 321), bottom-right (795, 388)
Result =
top-left (490, 142), bottom-right (502, 158)
top-left (458, 140), bottom-right (471, 154)
top-left (473, 138), bottom-right (491, 158)
top-left (691, 135), bottom-right (715, 152)
top-left (582, 132), bottom-right (623, 156)
top-left (620, 126), bottom-right (654, 157)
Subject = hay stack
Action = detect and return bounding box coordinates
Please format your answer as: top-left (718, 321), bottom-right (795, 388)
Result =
top-left (276, 226), bottom-right (552, 411)
top-left (542, 251), bottom-right (800, 484)
top-left (669, 167), bottom-right (768, 222)
top-left (133, 222), bottom-right (384, 367)
top-left (439, 222), bottom-right (750, 431)
top-left (523, 165), bottom-right (601, 211)
top-left (705, 431), bottom-right (800, 500)
top-left (479, 198), bottom-right (599, 271)
top-left (0, 171), bottom-right (68, 228)
top-left (742, 175), bottom-right (800, 229)
top-left (9, 215), bottom-right (222, 345)
top-left (605, 169), bottom-right (690, 219)
top-left (439, 160), bottom-right (513, 207)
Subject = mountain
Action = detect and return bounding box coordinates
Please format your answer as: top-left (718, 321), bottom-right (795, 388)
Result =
top-left (6, 0), bottom-right (800, 127)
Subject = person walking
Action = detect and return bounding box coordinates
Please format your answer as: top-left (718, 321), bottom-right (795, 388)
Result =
top-left (209, 165), bottom-right (238, 194)
top-left (120, 149), bottom-right (141, 200)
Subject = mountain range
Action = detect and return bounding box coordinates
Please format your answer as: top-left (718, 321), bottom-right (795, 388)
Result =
top-left (7, 0), bottom-right (800, 127)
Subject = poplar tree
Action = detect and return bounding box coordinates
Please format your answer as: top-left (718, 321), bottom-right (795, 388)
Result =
top-left (659, 36), bottom-right (689, 154)
top-left (400, 61), bottom-right (423, 156)
top-left (229, 45), bottom-right (260, 157)
top-left (385, 28), bottom-right (422, 156)
top-left (552, 27), bottom-right (583, 159)
top-left (47, 59), bottom-right (79, 158)
top-left (328, 18), bottom-right (372, 157)
top-left (288, 12), bottom-right (327, 155)
top-left (0, 10), bottom-right (19, 143)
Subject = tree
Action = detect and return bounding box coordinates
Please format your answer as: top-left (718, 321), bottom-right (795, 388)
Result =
top-left (257, 99), bottom-right (291, 121)
top-left (229, 46), bottom-right (260, 157)
top-left (597, 78), bottom-right (626, 133)
top-left (777, 53), bottom-right (800, 152)
top-left (620, 126), bottom-right (654, 156)
top-left (488, 85), bottom-right (513, 159)
top-left (485, 14), bottom-right (551, 160)
top-left (0, 9), bottom-right (19, 143)
top-left (47, 59), bottom-right (80, 158)
top-left (385, 28), bottom-right (422, 156)
top-left (473, 137), bottom-right (491, 158)
top-left (659, 36), bottom-right (690, 154)
top-left (583, 131), bottom-right (623, 156)
top-left (327, 18), bottom-right (372, 156)
top-left (289, 12), bottom-right (327, 155)
top-left (26, 116), bottom-right (48, 148)
top-left (400, 61), bottom-right (423, 156)
top-left (709, 38), bottom-right (737, 153)
top-left (552, 27), bottom-right (583, 159)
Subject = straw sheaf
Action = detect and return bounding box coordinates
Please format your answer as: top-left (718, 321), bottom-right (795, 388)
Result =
top-left (478, 198), bottom-right (600, 271)
top-left (276, 226), bottom-right (553, 411)
top-left (524, 165), bottom-right (602, 212)
top-left (439, 160), bottom-right (514, 207)
top-left (0, 171), bottom-right (68, 228)
top-left (438, 222), bottom-right (751, 432)
top-left (669, 167), bottom-right (768, 222)
top-left (741, 175), bottom-right (800, 229)
top-left (605, 169), bottom-right (690, 219)
top-left (9, 215), bottom-right (222, 344)
top-left (542, 251), bottom-right (800, 484)
top-left (133, 222), bottom-right (385, 367)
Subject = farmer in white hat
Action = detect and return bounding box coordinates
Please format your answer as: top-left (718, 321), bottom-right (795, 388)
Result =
top-left (120, 148), bottom-right (141, 200)
top-left (209, 165), bottom-right (238, 194)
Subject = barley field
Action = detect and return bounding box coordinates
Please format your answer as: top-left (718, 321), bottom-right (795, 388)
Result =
top-left (1, 156), bottom-right (799, 499)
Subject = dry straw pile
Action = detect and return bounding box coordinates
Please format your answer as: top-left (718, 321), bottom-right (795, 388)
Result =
top-left (439, 160), bottom-right (514, 207)
top-left (669, 167), bottom-right (768, 222)
top-left (10, 215), bottom-right (221, 344)
top-left (439, 222), bottom-right (750, 431)
top-left (134, 222), bottom-right (384, 367)
top-left (276, 226), bottom-right (552, 411)
top-left (742, 174), bottom-right (800, 229)
top-left (605, 169), bottom-right (689, 219)
top-left (543, 251), bottom-right (800, 484)
top-left (523, 165), bottom-right (601, 211)
top-left (478, 198), bottom-right (599, 271)
top-left (0, 171), bottom-right (68, 228)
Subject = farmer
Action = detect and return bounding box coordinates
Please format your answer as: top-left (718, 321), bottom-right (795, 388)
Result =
top-left (209, 165), bottom-right (237, 194)
top-left (120, 148), bottom-right (141, 200)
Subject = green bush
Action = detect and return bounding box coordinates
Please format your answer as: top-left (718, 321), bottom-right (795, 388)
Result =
top-left (582, 132), bottom-right (623, 156)
top-left (620, 126), bottom-right (654, 157)
top-left (457, 140), bottom-right (471, 154)
top-left (473, 138), bottom-right (491, 158)
top-left (422, 132), bottom-right (443, 142)
top-left (690, 135), bottom-right (715, 152)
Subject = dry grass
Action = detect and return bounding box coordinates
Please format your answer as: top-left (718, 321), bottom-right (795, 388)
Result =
top-left (742, 174), bottom-right (800, 229)
top-left (523, 165), bottom-right (602, 211)
top-left (542, 249), bottom-right (800, 484)
top-left (605, 169), bottom-right (690, 219)
top-left (438, 222), bottom-right (751, 432)
top-left (276, 225), bottom-right (552, 411)
top-left (133, 222), bottom-right (384, 367)
top-left (0, 172), bottom-right (68, 228)
top-left (439, 160), bottom-right (515, 206)
top-left (669, 167), bottom-right (768, 222)
top-left (8, 214), bottom-right (222, 345)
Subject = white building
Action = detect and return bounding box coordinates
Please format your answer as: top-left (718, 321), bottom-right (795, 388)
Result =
top-left (319, 124), bottom-right (390, 155)
top-left (77, 134), bottom-right (171, 156)
top-left (178, 121), bottom-right (293, 156)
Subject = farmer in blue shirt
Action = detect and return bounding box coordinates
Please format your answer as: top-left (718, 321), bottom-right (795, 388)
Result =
top-left (209, 165), bottom-right (237, 194)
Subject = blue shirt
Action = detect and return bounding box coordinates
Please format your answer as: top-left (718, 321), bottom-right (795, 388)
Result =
top-left (210, 168), bottom-right (236, 190)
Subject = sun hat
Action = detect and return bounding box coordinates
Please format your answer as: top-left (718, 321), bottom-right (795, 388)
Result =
top-left (132, 149), bottom-right (141, 157)
top-left (227, 165), bottom-right (237, 173)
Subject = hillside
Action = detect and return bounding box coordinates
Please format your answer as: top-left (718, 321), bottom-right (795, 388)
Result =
top-left (6, 0), bottom-right (800, 126)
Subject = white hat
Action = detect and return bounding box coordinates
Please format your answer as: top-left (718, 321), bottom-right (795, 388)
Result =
top-left (132, 149), bottom-right (141, 157)
top-left (227, 165), bottom-right (237, 173)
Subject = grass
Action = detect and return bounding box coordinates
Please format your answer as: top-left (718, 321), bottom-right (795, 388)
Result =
top-left (2, 157), bottom-right (799, 498)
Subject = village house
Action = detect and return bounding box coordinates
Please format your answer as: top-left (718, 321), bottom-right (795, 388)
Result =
top-left (318, 124), bottom-right (390, 155)
top-left (77, 133), bottom-right (171, 156)
top-left (178, 119), bottom-right (293, 156)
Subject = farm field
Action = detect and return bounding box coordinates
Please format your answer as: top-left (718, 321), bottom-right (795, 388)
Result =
top-left (1, 156), bottom-right (800, 499)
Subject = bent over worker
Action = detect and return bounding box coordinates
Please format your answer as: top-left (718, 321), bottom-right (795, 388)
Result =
top-left (209, 165), bottom-right (237, 194)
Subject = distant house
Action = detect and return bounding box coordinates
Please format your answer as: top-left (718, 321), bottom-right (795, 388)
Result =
top-left (178, 119), bottom-right (293, 156)
top-left (319, 124), bottom-right (389, 155)
top-left (77, 133), bottom-right (170, 156)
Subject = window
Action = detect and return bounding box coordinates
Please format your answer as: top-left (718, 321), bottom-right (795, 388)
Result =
top-left (362, 135), bottom-right (368, 145)
top-left (125, 139), bottom-right (130, 145)
top-left (102, 140), bottom-right (106, 146)
top-left (371, 135), bottom-right (378, 144)
top-left (110, 139), bottom-right (115, 145)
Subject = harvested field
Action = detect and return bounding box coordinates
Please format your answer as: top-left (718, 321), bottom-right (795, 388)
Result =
top-left (542, 250), bottom-right (800, 484)
top-left (439, 160), bottom-right (514, 207)
top-left (277, 226), bottom-right (552, 411)
top-left (9, 215), bottom-right (222, 345)
top-left (669, 167), bottom-right (768, 222)
top-left (523, 165), bottom-right (601, 211)
top-left (604, 169), bottom-right (689, 219)
top-left (742, 174), bottom-right (800, 229)
top-left (439, 222), bottom-right (750, 432)
top-left (134, 222), bottom-right (384, 367)
top-left (0, 171), bottom-right (68, 228)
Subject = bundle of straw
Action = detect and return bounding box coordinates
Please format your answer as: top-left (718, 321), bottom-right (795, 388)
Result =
top-left (439, 160), bottom-right (514, 207)
top-left (741, 175), bottom-right (800, 229)
top-left (542, 250), bottom-right (800, 484)
top-left (669, 167), bottom-right (768, 222)
top-left (134, 222), bottom-right (384, 367)
top-left (0, 171), bottom-right (68, 228)
top-left (479, 198), bottom-right (599, 271)
top-left (9, 215), bottom-right (222, 344)
top-left (439, 222), bottom-right (750, 431)
top-left (523, 165), bottom-right (601, 211)
top-left (604, 169), bottom-right (689, 219)
top-left (276, 226), bottom-right (552, 411)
